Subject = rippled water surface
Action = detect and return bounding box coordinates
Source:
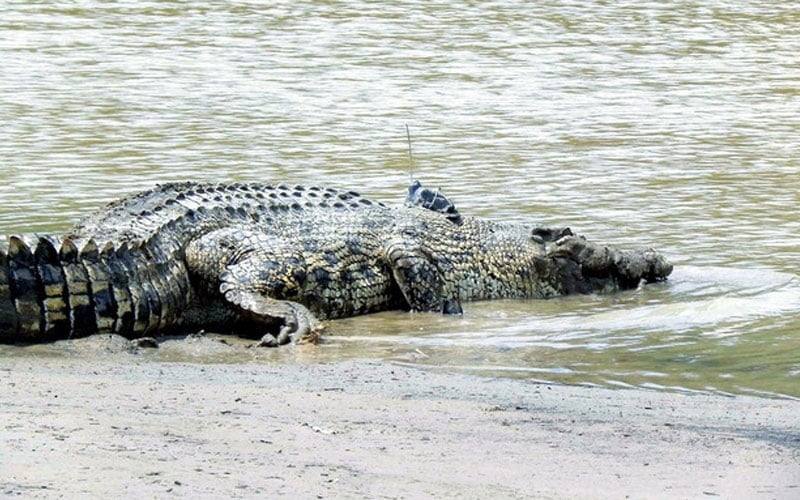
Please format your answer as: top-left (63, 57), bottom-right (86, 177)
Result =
top-left (1, 1), bottom-right (799, 397)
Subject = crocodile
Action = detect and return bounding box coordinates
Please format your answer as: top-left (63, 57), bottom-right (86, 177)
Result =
top-left (0, 181), bottom-right (672, 346)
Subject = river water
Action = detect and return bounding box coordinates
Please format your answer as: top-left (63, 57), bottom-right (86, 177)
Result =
top-left (1, 1), bottom-right (799, 398)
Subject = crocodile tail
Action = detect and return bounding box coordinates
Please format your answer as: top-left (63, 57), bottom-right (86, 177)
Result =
top-left (0, 236), bottom-right (21, 340)
top-left (0, 234), bottom-right (90, 342)
top-left (1, 236), bottom-right (50, 341)
top-left (0, 235), bottom-right (189, 344)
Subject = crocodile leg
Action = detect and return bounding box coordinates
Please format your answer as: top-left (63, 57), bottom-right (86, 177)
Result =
top-left (220, 274), bottom-right (321, 346)
top-left (185, 228), bottom-right (323, 346)
top-left (384, 236), bottom-right (462, 315)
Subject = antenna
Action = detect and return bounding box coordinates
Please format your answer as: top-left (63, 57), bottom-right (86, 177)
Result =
top-left (405, 124), bottom-right (414, 182)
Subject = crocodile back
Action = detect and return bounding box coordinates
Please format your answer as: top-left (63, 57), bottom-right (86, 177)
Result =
top-left (68, 182), bottom-right (388, 247)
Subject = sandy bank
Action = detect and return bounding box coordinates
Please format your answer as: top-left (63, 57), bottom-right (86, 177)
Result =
top-left (1, 342), bottom-right (798, 499)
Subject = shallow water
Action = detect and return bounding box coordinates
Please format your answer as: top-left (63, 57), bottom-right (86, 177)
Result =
top-left (1, 1), bottom-right (799, 397)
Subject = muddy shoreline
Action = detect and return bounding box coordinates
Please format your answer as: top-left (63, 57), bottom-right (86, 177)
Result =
top-left (2, 339), bottom-right (799, 498)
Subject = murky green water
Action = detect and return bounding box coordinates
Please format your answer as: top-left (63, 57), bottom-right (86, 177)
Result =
top-left (1, 1), bottom-right (799, 398)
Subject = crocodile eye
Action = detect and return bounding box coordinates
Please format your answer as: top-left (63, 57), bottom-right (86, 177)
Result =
top-left (531, 226), bottom-right (573, 243)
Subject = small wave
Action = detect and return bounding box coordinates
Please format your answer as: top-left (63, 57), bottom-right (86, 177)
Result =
top-left (577, 266), bottom-right (800, 334)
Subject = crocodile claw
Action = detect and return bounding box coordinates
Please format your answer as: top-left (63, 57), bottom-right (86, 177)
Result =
top-left (256, 333), bottom-right (281, 348)
top-left (256, 321), bottom-right (324, 347)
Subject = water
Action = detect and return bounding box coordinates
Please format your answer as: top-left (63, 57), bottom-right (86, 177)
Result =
top-left (1, 1), bottom-right (799, 398)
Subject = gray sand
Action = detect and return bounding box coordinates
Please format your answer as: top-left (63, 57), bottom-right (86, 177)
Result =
top-left (1, 337), bottom-right (799, 499)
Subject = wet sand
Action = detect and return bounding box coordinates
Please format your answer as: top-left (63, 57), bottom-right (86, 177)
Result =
top-left (1, 337), bottom-right (799, 499)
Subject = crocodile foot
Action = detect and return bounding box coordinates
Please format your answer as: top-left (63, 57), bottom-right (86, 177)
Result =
top-left (257, 321), bottom-right (325, 347)
top-left (220, 283), bottom-right (324, 347)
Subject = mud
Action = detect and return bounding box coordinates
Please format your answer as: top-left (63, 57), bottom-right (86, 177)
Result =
top-left (1, 336), bottom-right (799, 498)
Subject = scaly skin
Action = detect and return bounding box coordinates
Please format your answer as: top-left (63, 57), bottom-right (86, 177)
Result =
top-left (0, 182), bottom-right (672, 346)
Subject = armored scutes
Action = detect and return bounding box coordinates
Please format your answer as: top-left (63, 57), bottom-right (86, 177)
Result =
top-left (0, 181), bottom-right (672, 346)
